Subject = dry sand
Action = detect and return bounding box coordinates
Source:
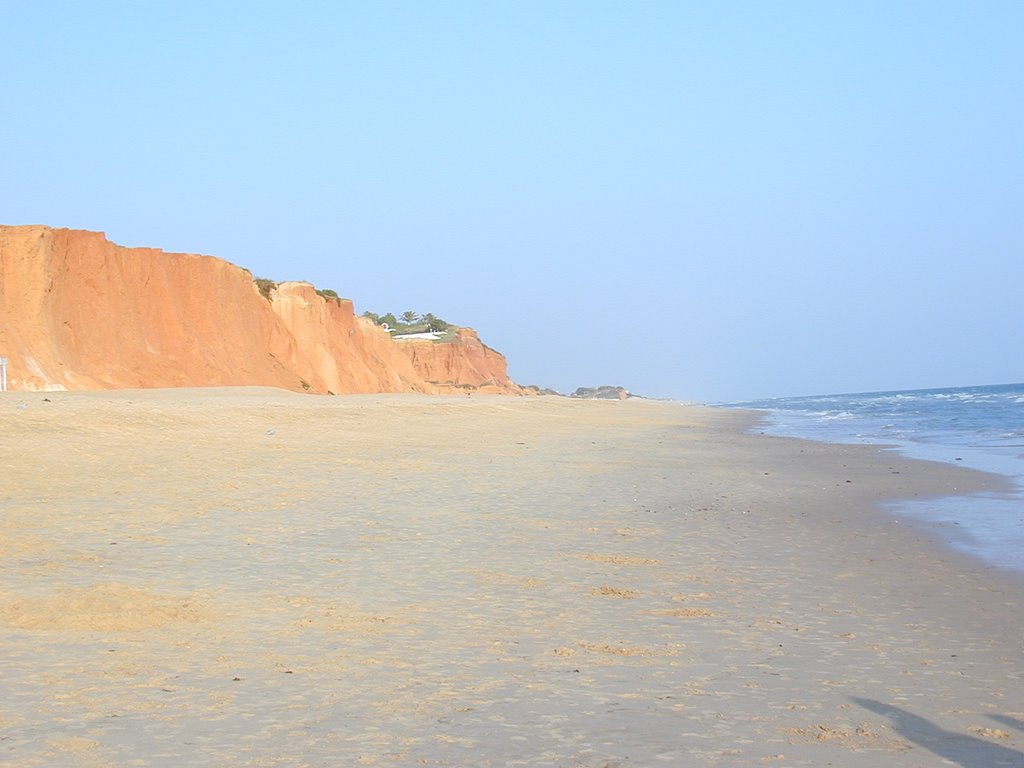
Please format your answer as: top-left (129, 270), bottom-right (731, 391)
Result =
top-left (0, 388), bottom-right (1021, 767)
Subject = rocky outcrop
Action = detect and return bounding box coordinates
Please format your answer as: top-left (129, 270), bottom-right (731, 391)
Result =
top-left (0, 225), bottom-right (520, 394)
top-left (570, 386), bottom-right (633, 400)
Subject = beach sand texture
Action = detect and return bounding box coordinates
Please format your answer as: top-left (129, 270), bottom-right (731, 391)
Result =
top-left (1, 389), bottom-right (1021, 767)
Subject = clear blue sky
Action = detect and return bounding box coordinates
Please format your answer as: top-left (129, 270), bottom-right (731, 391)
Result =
top-left (3, 1), bottom-right (1021, 401)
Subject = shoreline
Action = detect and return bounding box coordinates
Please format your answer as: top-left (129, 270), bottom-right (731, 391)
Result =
top-left (1, 389), bottom-right (1021, 766)
top-left (733, 401), bottom-right (1024, 578)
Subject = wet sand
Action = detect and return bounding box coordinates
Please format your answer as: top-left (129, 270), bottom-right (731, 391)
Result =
top-left (1, 388), bottom-right (1021, 767)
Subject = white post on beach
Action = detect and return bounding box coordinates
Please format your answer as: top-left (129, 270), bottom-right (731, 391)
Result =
top-left (0, 357), bottom-right (6, 392)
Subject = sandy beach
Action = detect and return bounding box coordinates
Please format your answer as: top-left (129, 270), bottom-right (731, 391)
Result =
top-left (1, 388), bottom-right (1021, 767)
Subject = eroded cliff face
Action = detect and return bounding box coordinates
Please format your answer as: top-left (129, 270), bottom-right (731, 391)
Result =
top-left (397, 328), bottom-right (523, 394)
top-left (0, 226), bottom-right (520, 394)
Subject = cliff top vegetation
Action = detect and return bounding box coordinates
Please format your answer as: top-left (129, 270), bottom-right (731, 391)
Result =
top-left (362, 311), bottom-right (454, 336)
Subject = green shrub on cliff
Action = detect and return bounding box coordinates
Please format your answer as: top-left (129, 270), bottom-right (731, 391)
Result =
top-left (254, 277), bottom-right (277, 301)
top-left (316, 288), bottom-right (343, 305)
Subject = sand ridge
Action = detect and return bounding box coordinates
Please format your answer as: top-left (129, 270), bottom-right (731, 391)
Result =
top-left (0, 389), bottom-right (1021, 766)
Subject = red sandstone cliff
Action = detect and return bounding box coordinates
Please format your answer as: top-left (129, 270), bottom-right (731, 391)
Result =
top-left (396, 328), bottom-right (519, 393)
top-left (0, 225), bottom-right (521, 394)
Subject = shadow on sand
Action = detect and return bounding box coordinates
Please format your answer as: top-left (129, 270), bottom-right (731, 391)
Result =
top-left (851, 697), bottom-right (1024, 768)
top-left (990, 715), bottom-right (1024, 734)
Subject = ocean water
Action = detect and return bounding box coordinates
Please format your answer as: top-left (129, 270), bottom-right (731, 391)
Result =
top-left (722, 383), bottom-right (1024, 573)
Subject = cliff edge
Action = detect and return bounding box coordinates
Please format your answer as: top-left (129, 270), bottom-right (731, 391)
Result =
top-left (0, 225), bottom-right (522, 394)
